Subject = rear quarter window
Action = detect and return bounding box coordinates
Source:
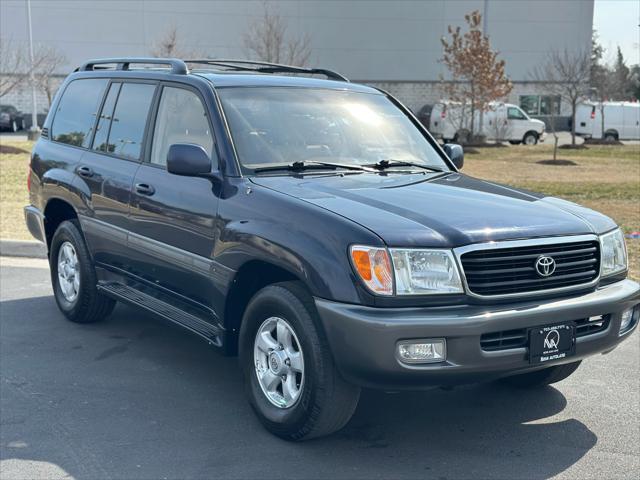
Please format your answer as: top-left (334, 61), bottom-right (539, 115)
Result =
top-left (51, 79), bottom-right (109, 147)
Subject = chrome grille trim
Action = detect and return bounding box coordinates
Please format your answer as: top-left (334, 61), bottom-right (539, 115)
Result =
top-left (454, 234), bottom-right (601, 299)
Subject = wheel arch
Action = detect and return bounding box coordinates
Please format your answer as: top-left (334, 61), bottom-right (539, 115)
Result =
top-left (43, 197), bottom-right (78, 250)
top-left (223, 259), bottom-right (307, 356)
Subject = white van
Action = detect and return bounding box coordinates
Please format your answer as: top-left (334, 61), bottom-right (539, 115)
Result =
top-left (575, 101), bottom-right (640, 141)
top-left (429, 101), bottom-right (546, 145)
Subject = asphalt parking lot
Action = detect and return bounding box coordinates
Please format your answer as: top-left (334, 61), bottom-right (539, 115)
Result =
top-left (1, 256), bottom-right (638, 480)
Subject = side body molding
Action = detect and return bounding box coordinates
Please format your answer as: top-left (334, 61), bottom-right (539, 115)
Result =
top-left (79, 215), bottom-right (235, 325)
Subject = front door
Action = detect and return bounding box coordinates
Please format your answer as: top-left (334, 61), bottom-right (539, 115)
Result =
top-left (507, 106), bottom-right (528, 140)
top-left (127, 84), bottom-right (222, 314)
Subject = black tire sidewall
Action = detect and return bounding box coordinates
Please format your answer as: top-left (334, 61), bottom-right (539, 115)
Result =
top-left (239, 285), bottom-right (327, 437)
top-left (524, 133), bottom-right (538, 145)
top-left (50, 221), bottom-right (92, 318)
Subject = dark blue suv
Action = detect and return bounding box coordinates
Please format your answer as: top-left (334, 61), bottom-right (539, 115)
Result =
top-left (24, 58), bottom-right (640, 440)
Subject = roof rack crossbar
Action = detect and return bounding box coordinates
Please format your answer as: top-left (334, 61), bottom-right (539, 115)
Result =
top-left (78, 58), bottom-right (188, 75)
top-left (185, 59), bottom-right (349, 82)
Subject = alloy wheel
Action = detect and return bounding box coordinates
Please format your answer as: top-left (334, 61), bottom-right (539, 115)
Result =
top-left (57, 241), bottom-right (80, 302)
top-left (254, 316), bottom-right (305, 408)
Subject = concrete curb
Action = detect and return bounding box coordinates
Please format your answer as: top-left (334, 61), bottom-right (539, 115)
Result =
top-left (0, 239), bottom-right (47, 259)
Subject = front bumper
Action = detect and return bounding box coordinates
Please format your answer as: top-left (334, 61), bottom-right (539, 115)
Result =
top-left (315, 279), bottom-right (640, 389)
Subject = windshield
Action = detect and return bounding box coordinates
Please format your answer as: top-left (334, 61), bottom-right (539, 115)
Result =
top-left (217, 87), bottom-right (449, 173)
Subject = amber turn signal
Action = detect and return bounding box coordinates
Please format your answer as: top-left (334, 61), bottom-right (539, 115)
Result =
top-left (350, 245), bottom-right (393, 295)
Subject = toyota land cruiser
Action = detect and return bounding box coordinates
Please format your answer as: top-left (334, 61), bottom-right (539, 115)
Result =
top-left (24, 58), bottom-right (640, 440)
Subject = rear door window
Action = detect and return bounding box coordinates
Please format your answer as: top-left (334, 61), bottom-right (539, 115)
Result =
top-left (51, 79), bottom-right (109, 147)
top-left (92, 83), bottom-right (121, 153)
top-left (102, 83), bottom-right (156, 160)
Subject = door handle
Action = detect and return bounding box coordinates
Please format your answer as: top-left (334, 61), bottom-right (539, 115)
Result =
top-left (135, 183), bottom-right (155, 196)
top-left (76, 165), bottom-right (94, 178)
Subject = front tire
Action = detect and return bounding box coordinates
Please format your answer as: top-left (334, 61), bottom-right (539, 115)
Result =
top-left (523, 132), bottom-right (538, 145)
top-left (501, 361), bottom-right (581, 388)
top-left (239, 281), bottom-right (360, 440)
top-left (50, 220), bottom-right (115, 323)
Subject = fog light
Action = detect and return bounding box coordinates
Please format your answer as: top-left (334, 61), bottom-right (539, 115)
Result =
top-left (619, 307), bottom-right (638, 335)
top-left (396, 339), bottom-right (446, 364)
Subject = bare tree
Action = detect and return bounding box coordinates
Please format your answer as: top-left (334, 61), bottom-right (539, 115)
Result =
top-left (1, 37), bottom-right (66, 107)
top-left (590, 30), bottom-right (612, 140)
top-left (531, 49), bottom-right (590, 146)
top-left (0, 37), bottom-right (28, 98)
top-left (546, 96), bottom-right (561, 161)
top-left (151, 27), bottom-right (205, 58)
top-left (33, 45), bottom-right (67, 107)
top-left (591, 69), bottom-right (615, 140)
top-left (243, 1), bottom-right (311, 66)
top-left (440, 10), bottom-right (512, 141)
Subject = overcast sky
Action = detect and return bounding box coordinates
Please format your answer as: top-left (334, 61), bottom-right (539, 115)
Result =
top-left (593, 0), bottom-right (639, 65)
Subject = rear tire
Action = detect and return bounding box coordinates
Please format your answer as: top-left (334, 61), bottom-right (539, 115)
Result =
top-left (50, 220), bottom-right (115, 323)
top-left (509, 140), bottom-right (521, 145)
top-left (239, 281), bottom-right (360, 441)
top-left (501, 361), bottom-right (581, 388)
top-left (604, 132), bottom-right (617, 142)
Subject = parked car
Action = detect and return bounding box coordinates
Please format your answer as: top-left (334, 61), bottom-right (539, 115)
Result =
top-left (0, 104), bottom-right (25, 132)
top-left (429, 101), bottom-right (546, 145)
top-left (415, 103), bottom-right (433, 130)
top-left (575, 101), bottom-right (640, 141)
top-left (25, 58), bottom-right (639, 440)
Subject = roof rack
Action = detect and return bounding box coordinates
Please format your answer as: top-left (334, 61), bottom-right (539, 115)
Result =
top-left (185, 59), bottom-right (349, 82)
top-left (78, 58), bottom-right (188, 75)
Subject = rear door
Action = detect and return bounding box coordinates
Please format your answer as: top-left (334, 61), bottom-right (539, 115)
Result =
top-left (127, 83), bottom-right (222, 312)
top-left (75, 80), bottom-right (156, 267)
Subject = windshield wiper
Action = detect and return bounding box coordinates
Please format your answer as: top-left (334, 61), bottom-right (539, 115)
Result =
top-left (366, 159), bottom-right (445, 172)
top-left (254, 160), bottom-right (376, 173)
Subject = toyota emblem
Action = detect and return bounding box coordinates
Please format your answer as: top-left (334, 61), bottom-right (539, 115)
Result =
top-left (535, 255), bottom-right (556, 277)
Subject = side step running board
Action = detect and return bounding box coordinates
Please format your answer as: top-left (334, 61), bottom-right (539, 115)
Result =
top-left (98, 282), bottom-right (223, 346)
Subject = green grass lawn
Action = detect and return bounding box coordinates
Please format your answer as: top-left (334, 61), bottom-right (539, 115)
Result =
top-left (1, 139), bottom-right (638, 278)
top-left (0, 140), bottom-right (32, 242)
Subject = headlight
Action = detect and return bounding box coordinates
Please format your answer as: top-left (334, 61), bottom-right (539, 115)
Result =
top-left (350, 246), bottom-right (463, 295)
top-left (390, 249), bottom-right (463, 294)
top-left (600, 228), bottom-right (627, 277)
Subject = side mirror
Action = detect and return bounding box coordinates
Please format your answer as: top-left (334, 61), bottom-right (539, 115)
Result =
top-left (167, 144), bottom-right (213, 177)
top-left (443, 143), bottom-right (464, 170)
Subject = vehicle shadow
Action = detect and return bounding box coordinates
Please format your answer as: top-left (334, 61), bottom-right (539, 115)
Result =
top-left (0, 297), bottom-right (597, 480)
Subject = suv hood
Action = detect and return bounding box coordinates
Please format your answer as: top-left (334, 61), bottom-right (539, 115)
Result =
top-left (250, 173), bottom-right (616, 247)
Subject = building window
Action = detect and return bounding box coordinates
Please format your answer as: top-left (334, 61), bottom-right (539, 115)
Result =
top-left (519, 95), bottom-right (561, 116)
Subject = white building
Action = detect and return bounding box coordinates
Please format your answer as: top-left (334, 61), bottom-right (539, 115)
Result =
top-left (1, 0), bottom-right (593, 127)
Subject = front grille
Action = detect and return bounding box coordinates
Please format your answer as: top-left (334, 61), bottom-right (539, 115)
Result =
top-left (460, 240), bottom-right (600, 297)
top-left (480, 315), bottom-right (610, 352)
